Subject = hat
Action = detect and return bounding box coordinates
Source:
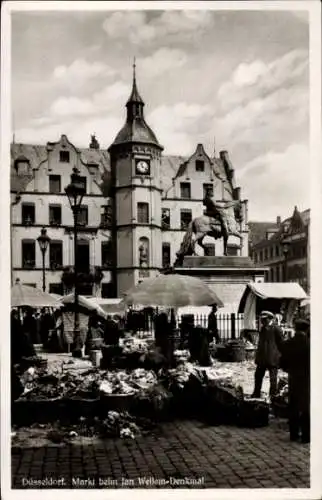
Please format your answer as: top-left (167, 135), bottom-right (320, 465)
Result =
top-left (260, 310), bottom-right (274, 319)
top-left (294, 319), bottom-right (310, 331)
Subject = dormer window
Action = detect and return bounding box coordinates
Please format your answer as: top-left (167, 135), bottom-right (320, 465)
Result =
top-left (59, 150), bottom-right (70, 163)
top-left (14, 157), bottom-right (30, 176)
top-left (196, 160), bottom-right (205, 172)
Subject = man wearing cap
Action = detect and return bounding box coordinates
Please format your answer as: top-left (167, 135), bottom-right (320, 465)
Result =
top-left (280, 319), bottom-right (310, 443)
top-left (252, 310), bottom-right (284, 399)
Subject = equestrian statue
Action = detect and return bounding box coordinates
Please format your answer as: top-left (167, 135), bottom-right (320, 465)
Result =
top-left (174, 195), bottom-right (243, 266)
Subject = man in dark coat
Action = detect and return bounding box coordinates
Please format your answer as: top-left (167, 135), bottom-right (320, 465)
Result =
top-left (251, 310), bottom-right (284, 399)
top-left (208, 304), bottom-right (221, 344)
top-left (280, 319), bottom-right (310, 443)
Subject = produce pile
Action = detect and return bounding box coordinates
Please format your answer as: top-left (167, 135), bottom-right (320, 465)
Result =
top-left (120, 337), bottom-right (149, 355)
top-left (18, 366), bottom-right (158, 400)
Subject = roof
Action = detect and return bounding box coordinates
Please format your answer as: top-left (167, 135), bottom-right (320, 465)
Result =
top-left (248, 222), bottom-right (279, 247)
top-left (111, 119), bottom-right (160, 148)
top-left (250, 208), bottom-right (310, 249)
top-left (238, 282), bottom-right (308, 313)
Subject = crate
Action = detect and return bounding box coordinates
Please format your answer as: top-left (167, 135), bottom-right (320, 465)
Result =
top-left (65, 396), bottom-right (100, 422)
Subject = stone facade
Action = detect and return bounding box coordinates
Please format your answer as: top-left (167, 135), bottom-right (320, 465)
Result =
top-left (10, 70), bottom-right (250, 299)
top-left (249, 207), bottom-right (310, 292)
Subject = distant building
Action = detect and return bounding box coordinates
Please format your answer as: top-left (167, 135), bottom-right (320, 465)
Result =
top-left (249, 207), bottom-right (310, 292)
top-left (11, 66), bottom-right (250, 297)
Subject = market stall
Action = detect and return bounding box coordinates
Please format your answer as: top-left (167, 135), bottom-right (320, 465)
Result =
top-left (238, 282), bottom-right (308, 339)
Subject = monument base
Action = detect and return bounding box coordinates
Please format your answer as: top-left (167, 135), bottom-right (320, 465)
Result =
top-left (174, 256), bottom-right (268, 308)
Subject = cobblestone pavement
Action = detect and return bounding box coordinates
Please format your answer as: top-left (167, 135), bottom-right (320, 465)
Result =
top-left (12, 419), bottom-right (309, 489)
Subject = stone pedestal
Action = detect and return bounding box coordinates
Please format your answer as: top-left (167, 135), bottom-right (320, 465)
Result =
top-left (174, 256), bottom-right (268, 308)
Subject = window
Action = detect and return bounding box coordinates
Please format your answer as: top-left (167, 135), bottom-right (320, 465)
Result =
top-left (161, 208), bottom-right (171, 229)
top-left (276, 246), bottom-right (280, 257)
top-left (24, 283), bottom-right (36, 288)
top-left (49, 241), bottom-right (63, 269)
top-left (204, 244), bottom-right (216, 256)
top-left (180, 209), bottom-right (192, 231)
top-left (276, 266), bottom-right (280, 282)
top-left (49, 283), bottom-right (63, 295)
top-left (264, 248), bottom-right (268, 260)
top-left (227, 245), bottom-right (238, 256)
top-left (180, 182), bottom-right (191, 199)
top-left (100, 205), bottom-right (112, 227)
top-left (101, 283), bottom-right (115, 298)
top-left (259, 250), bottom-right (263, 262)
top-left (254, 253), bottom-right (258, 264)
top-left (195, 160), bottom-right (205, 172)
top-left (137, 202), bottom-right (149, 224)
top-left (49, 205), bottom-right (62, 226)
top-left (78, 176), bottom-right (87, 193)
top-left (59, 150), bottom-right (70, 163)
top-left (203, 183), bottom-right (213, 199)
top-left (22, 203), bottom-right (35, 225)
top-left (101, 241), bottom-right (113, 268)
top-left (49, 175), bottom-right (61, 193)
top-left (22, 240), bottom-right (35, 269)
top-left (77, 206), bottom-right (88, 226)
top-left (162, 243), bottom-right (171, 269)
top-left (270, 247), bottom-right (274, 259)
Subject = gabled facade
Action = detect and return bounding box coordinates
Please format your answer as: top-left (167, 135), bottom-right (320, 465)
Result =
top-left (10, 67), bottom-right (250, 298)
top-left (249, 207), bottom-right (310, 292)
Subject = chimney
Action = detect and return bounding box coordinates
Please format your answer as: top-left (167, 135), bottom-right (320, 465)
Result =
top-left (276, 216), bottom-right (281, 225)
top-left (219, 150), bottom-right (229, 161)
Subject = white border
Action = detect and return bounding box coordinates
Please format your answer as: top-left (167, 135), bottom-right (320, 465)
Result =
top-left (1, 2), bottom-right (321, 500)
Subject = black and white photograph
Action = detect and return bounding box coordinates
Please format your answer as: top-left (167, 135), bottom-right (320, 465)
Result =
top-left (1, 1), bottom-right (321, 498)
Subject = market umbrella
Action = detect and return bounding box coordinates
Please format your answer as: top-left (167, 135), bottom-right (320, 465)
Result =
top-left (11, 283), bottom-right (61, 308)
top-left (122, 274), bottom-right (224, 308)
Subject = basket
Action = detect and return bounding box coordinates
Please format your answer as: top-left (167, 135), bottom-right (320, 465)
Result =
top-left (237, 399), bottom-right (269, 428)
top-left (272, 401), bottom-right (289, 419)
top-left (99, 393), bottom-right (135, 415)
top-left (245, 348), bottom-right (255, 361)
top-left (227, 344), bottom-right (246, 362)
top-left (65, 396), bottom-right (100, 423)
top-left (12, 397), bottom-right (65, 426)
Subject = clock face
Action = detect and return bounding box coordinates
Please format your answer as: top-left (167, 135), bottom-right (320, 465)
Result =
top-left (136, 160), bottom-right (150, 175)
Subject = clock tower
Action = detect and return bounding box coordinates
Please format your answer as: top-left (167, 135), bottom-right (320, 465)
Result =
top-left (108, 62), bottom-right (164, 297)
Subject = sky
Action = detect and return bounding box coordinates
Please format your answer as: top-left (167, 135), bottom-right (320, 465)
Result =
top-left (11, 7), bottom-right (310, 221)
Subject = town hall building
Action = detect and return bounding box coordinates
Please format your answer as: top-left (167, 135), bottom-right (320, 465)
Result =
top-left (10, 67), bottom-right (249, 298)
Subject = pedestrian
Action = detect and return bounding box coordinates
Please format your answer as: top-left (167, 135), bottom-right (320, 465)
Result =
top-left (22, 308), bottom-right (37, 346)
top-left (85, 310), bottom-right (103, 354)
top-left (40, 308), bottom-right (55, 349)
top-left (251, 310), bottom-right (284, 399)
top-left (11, 308), bottom-right (35, 362)
top-left (208, 304), bottom-right (221, 344)
top-left (280, 319), bottom-right (310, 443)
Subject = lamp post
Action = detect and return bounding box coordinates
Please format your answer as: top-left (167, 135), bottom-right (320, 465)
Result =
top-left (37, 228), bottom-right (51, 292)
top-left (65, 167), bottom-right (86, 357)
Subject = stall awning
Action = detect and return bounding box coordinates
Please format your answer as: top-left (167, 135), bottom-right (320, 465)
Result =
top-left (238, 282), bottom-right (308, 313)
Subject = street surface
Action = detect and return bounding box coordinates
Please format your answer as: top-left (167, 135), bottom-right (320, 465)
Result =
top-left (12, 418), bottom-right (309, 489)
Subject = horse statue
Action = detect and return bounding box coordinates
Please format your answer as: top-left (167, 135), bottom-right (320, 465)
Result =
top-left (174, 196), bottom-right (243, 266)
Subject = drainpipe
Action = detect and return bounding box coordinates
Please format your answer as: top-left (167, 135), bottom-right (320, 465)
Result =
top-left (11, 193), bottom-right (21, 286)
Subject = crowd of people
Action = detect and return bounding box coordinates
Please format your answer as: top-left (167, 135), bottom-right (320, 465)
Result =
top-left (11, 303), bottom-right (310, 444)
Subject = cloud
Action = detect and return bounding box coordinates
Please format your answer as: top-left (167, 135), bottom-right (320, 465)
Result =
top-left (218, 49), bottom-right (308, 110)
top-left (238, 143), bottom-right (309, 220)
top-left (102, 10), bottom-right (213, 46)
top-left (140, 48), bottom-right (188, 79)
top-left (15, 115), bottom-right (123, 150)
top-left (48, 81), bottom-right (129, 118)
top-left (148, 102), bottom-right (213, 154)
top-left (53, 58), bottom-right (115, 88)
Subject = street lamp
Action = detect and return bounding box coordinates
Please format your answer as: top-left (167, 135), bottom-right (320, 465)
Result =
top-left (65, 167), bottom-right (86, 357)
top-left (37, 228), bottom-right (51, 292)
